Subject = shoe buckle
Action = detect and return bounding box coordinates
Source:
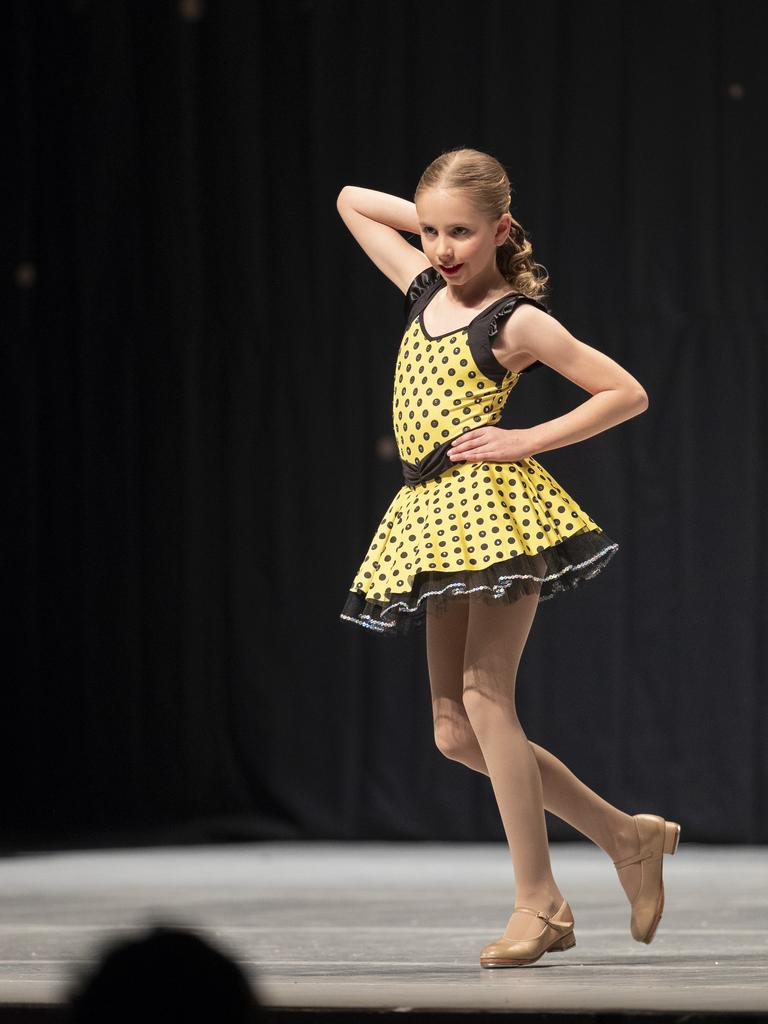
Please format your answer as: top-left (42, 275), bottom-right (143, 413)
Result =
top-left (514, 905), bottom-right (571, 931)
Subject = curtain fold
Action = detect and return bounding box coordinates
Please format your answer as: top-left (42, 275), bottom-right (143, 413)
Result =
top-left (5, 0), bottom-right (766, 849)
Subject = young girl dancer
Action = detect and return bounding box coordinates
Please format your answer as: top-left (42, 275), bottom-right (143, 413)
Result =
top-left (338, 148), bottom-right (681, 968)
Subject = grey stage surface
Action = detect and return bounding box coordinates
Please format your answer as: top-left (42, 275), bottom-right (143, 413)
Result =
top-left (0, 840), bottom-right (766, 1015)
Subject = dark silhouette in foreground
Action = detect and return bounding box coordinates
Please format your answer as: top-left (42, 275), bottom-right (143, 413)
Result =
top-left (66, 922), bottom-right (263, 1022)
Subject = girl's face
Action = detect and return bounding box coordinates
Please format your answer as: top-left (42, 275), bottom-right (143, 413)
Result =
top-left (416, 189), bottom-right (509, 283)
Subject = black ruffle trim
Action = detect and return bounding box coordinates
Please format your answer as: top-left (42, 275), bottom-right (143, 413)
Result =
top-left (340, 526), bottom-right (619, 637)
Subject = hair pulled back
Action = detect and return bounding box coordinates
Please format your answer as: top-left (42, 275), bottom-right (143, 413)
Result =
top-left (414, 147), bottom-right (549, 301)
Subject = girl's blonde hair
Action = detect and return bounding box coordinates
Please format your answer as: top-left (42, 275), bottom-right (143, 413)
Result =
top-left (414, 147), bottom-right (549, 301)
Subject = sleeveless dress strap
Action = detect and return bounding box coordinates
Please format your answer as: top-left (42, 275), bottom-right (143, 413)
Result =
top-left (485, 293), bottom-right (551, 376)
top-left (462, 293), bottom-right (552, 384)
top-left (404, 268), bottom-right (550, 379)
top-left (403, 265), bottom-right (442, 326)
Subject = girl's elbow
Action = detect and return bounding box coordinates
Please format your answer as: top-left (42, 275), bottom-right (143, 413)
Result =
top-left (337, 185), bottom-right (355, 208)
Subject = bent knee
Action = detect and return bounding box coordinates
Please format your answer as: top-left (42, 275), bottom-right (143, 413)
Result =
top-left (434, 718), bottom-right (478, 762)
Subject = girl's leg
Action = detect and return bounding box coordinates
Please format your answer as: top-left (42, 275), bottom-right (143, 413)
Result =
top-left (446, 734), bottom-right (641, 906)
top-left (426, 596), bottom-right (472, 764)
top-left (426, 586), bottom-right (643, 909)
top-left (461, 585), bottom-right (566, 940)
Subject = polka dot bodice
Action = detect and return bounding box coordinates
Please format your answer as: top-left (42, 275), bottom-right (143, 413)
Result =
top-left (393, 317), bottom-right (520, 465)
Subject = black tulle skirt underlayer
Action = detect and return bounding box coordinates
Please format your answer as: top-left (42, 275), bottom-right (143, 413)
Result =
top-left (340, 526), bottom-right (619, 638)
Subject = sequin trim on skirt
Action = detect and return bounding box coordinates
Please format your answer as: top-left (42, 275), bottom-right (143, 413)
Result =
top-left (340, 526), bottom-right (618, 637)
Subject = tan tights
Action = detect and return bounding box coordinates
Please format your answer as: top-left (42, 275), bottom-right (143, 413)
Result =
top-left (426, 574), bottom-right (642, 941)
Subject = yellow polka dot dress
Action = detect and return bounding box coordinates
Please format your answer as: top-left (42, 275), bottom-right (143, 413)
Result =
top-left (340, 266), bottom-right (619, 637)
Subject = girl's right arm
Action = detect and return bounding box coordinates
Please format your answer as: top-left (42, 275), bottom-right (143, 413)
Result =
top-left (336, 186), bottom-right (431, 295)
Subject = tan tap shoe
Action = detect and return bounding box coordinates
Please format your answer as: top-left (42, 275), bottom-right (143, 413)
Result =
top-left (479, 898), bottom-right (576, 968)
top-left (613, 813), bottom-right (681, 944)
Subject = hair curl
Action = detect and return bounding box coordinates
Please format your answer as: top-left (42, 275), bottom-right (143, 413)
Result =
top-left (414, 146), bottom-right (549, 301)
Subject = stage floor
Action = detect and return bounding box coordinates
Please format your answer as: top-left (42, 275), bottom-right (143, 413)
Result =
top-left (0, 840), bottom-right (766, 1016)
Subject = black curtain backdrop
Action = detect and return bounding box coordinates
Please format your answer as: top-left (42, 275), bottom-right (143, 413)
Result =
top-left (5, 0), bottom-right (767, 850)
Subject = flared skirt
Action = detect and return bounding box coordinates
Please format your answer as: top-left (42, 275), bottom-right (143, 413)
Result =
top-left (340, 456), bottom-right (619, 637)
